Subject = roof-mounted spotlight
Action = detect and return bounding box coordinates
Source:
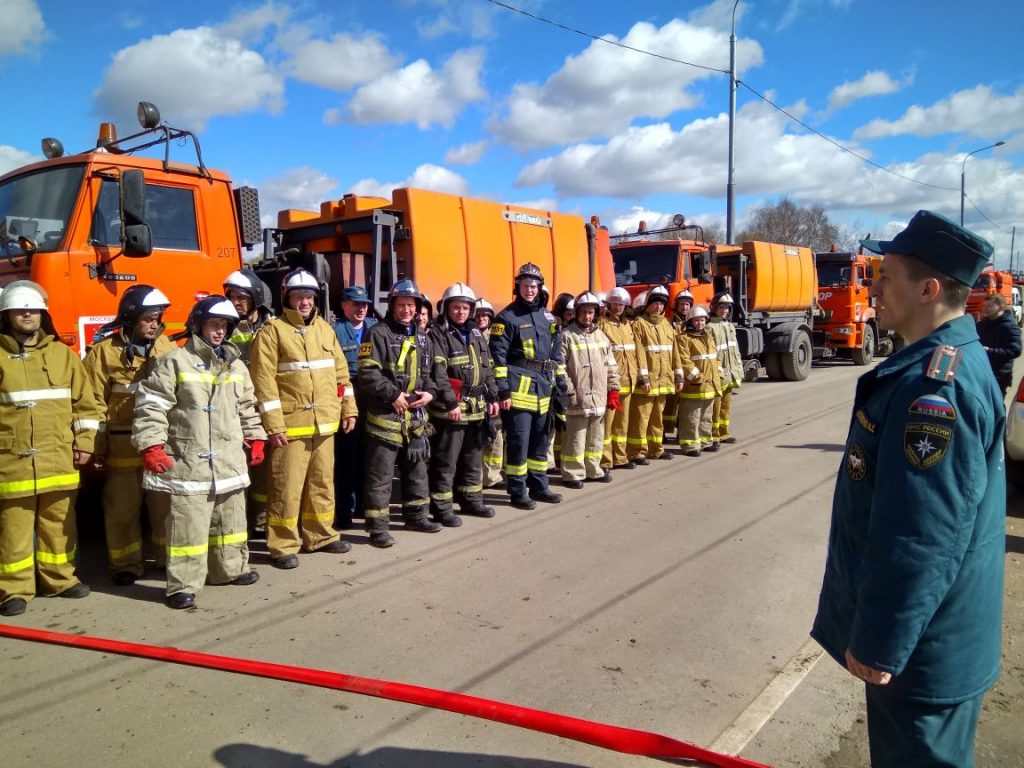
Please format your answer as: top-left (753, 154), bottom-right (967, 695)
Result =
top-left (137, 101), bottom-right (161, 130)
top-left (672, 214), bottom-right (686, 227)
top-left (41, 138), bottom-right (64, 159)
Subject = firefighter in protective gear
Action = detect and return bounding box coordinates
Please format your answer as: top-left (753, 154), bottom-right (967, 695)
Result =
top-left (674, 305), bottom-right (723, 457)
top-left (133, 296), bottom-right (266, 609)
top-left (0, 281), bottom-right (102, 617)
top-left (331, 285), bottom-right (377, 530)
top-left (83, 285), bottom-right (175, 586)
top-left (249, 268), bottom-right (358, 569)
top-left (428, 283), bottom-right (500, 520)
top-left (599, 287), bottom-right (637, 470)
top-left (490, 263), bottom-right (567, 509)
top-left (664, 289), bottom-right (694, 436)
top-left (357, 279), bottom-right (444, 547)
top-left (708, 292), bottom-right (741, 444)
top-left (627, 286), bottom-right (677, 464)
top-left (553, 293), bottom-right (576, 327)
top-left (560, 292), bottom-right (619, 488)
top-left (476, 299), bottom-right (505, 488)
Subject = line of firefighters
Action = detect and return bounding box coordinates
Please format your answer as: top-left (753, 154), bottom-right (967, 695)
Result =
top-left (0, 264), bottom-right (741, 615)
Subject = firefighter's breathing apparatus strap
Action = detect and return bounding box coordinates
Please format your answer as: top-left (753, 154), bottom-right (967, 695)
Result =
top-left (0, 623), bottom-right (769, 768)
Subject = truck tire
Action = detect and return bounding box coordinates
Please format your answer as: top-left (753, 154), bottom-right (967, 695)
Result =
top-left (876, 334), bottom-right (894, 357)
top-left (763, 353), bottom-right (784, 381)
top-left (851, 325), bottom-right (875, 365)
top-left (781, 330), bottom-right (812, 381)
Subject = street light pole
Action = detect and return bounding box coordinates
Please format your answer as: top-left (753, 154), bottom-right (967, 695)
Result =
top-left (726, 0), bottom-right (740, 244)
top-left (960, 140), bottom-right (1005, 226)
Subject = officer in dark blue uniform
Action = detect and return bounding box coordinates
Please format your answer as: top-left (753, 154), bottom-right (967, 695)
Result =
top-left (812, 211), bottom-right (1005, 768)
top-left (332, 286), bottom-right (377, 528)
top-left (490, 263), bottom-right (567, 509)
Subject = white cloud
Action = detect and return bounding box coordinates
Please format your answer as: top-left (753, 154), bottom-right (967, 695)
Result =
top-left (217, 1), bottom-right (290, 44)
top-left (350, 164), bottom-right (469, 198)
top-left (507, 198), bottom-right (559, 212)
top-left (489, 18), bottom-right (763, 149)
top-left (93, 27), bottom-right (285, 132)
top-left (607, 207), bottom-right (723, 237)
top-left (0, 0), bottom-right (47, 58)
top-left (414, 0), bottom-right (493, 40)
top-left (444, 140), bottom-right (488, 165)
top-left (687, 0), bottom-right (748, 32)
top-left (826, 70), bottom-right (913, 113)
top-left (340, 49), bottom-right (485, 129)
top-left (854, 85), bottom-right (1024, 140)
top-left (285, 31), bottom-right (400, 91)
top-left (248, 166), bottom-right (340, 229)
top-left (0, 146), bottom-right (38, 176)
top-left (776, 0), bottom-right (852, 31)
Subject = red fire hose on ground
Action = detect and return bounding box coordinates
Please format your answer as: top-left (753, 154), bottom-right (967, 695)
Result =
top-left (0, 623), bottom-right (772, 768)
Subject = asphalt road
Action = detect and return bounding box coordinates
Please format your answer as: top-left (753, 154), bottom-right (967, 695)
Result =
top-left (0, 356), bottom-right (1020, 768)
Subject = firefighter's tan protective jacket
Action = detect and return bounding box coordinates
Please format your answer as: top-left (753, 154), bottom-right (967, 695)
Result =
top-left (674, 329), bottom-right (723, 400)
top-left (0, 331), bottom-right (102, 499)
top-left (248, 307), bottom-right (357, 439)
top-left (83, 333), bottom-right (175, 471)
top-left (708, 317), bottom-right (743, 390)
top-left (560, 321), bottom-right (620, 417)
top-left (598, 313), bottom-right (637, 395)
top-left (632, 312), bottom-right (678, 396)
top-left (132, 335), bottom-right (265, 495)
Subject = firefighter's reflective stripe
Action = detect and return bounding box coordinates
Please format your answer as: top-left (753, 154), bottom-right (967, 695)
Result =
top-left (694, 353), bottom-right (718, 361)
top-left (455, 483), bottom-right (483, 494)
top-left (137, 392), bottom-right (175, 412)
top-left (73, 418), bottom-right (102, 433)
top-left (584, 449), bottom-right (603, 460)
top-left (611, 343), bottom-right (636, 352)
top-left (209, 531), bottom-right (248, 547)
top-left (526, 458), bottom-right (548, 472)
top-left (568, 341), bottom-right (608, 352)
top-left (367, 413), bottom-right (404, 433)
top-left (431, 490), bottom-right (454, 501)
top-left (36, 547), bottom-right (75, 565)
top-left (0, 553), bottom-right (35, 573)
top-left (285, 422), bottom-right (340, 438)
top-left (277, 359), bottom-right (335, 373)
top-left (644, 344), bottom-right (673, 353)
top-left (505, 461), bottom-right (528, 477)
top-left (176, 372), bottom-right (245, 385)
top-left (169, 542), bottom-right (208, 558)
top-left (259, 399), bottom-right (282, 413)
top-left (678, 390), bottom-right (718, 400)
top-left (143, 474), bottom-right (250, 495)
top-left (494, 366), bottom-right (509, 379)
top-left (396, 339), bottom-right (418, 392)
top-left (0, 388), bottom-right (72, 403)
top-left (0, 472), bottom-right (79, 495)
top-left (109, 540), bottom-right (142, 559)
top-left (110, 382), bottom-right (140, 395)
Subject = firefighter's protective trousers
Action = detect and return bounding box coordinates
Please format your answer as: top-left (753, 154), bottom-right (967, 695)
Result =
top-left (713, 390), bottom-right (734, 442)
top-left (164, 489), bottom-right (249, 597)
top-left (482, 419), bottom-right (504, 487)
top-left (628, 394), bottom-right (667, 460)
top-left (503, 409), bottom-right (553, 496)
top-left (363, 434), bottom-right (431, 521)
top-left (103, 471), bottom-right (169, 575)
top-left (430, 421), bottom-right (487, 514)
top-left (0, 491), bottom-right (81, 605)
top-left (333, 416), bottom-right (365, 527)
top-left (266, 434), bottom-right (340, 557)
top-left (561, 414), bottom-right (605, 480)
top-left (678, 399), bottom-right (715, 450)
top-left (603, 391), bottom-right (632, 468)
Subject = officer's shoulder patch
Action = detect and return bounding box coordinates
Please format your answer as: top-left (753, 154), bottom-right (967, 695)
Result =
top-left (925, 345), bottom-right (962, 382)
top-left (904, 421), bottom-right (952, 469)
top-left (846, 442), bottom-right (867, 480)
top-left (358, 341), bottom-right (373, 357)
top-left (491, 322), bottom-right (505, 337)
top-left (908, 394), bottom-right (957, 421)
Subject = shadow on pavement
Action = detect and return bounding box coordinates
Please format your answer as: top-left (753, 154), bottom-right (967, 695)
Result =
top-left (214, 744), bottom-right (594, 768)
top-left (774, 443), bottom-right (846, 453)
top-left (1006, 534), bottom-right (1024, 555)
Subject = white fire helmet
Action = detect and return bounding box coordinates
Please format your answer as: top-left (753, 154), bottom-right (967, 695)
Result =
top-left (646, 285), bottom-right (670, 307)
top-left (475, 298), bottom-right (494, 316)
top-left (0, 280), bottom-right (48, 312)
top-left (632, 290), bottom-right (648, 309)
top-left (574, 291), bottom-right (601, 310)
top-left (441, 282), bottom-right (477, 307)
top-left (607, 287), bottom-right (630, 306)
top-left (686, 305), bottom-right (709, 322)
top-left (281, 268), bottom-right (319, 299)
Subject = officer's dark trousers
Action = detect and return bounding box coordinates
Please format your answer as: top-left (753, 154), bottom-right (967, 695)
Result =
top-left (333, 414), bottom-right (365, 528)
top-left (865, 685), bottom-right (984, 768)
top-left (503, 408), bottom-right (552, 497)
top-left (362, 435), bottom-right (430, 522)
top-left (429, 420), bottom-right (486, 514)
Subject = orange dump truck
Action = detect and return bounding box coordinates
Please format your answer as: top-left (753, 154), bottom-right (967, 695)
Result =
top-left (0, 103), bottom-right (259, 353)
top-left (258, 189), bottom-right (616, 316)
top-left (967, 269), bottom-right (1013, 321)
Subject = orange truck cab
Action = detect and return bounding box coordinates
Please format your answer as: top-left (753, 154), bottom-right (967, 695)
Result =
top-left (814, 248), bottom-right (888, 364)
top-left (967, 269), bottom-right (1013, 321)
top-left (254, 188), bottom-right (615, 318)
top-left (0, 102), bottom-right (259, 354)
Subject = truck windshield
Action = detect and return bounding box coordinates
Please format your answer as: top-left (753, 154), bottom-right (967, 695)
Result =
top-left (973, 275), bottom-right (993, 290)
top-left (0, 165), bottom-right (84, 254)
top-left (817, 262), bottom-right (853, 286)
top-left (612, 243), bottom-right (679, 285)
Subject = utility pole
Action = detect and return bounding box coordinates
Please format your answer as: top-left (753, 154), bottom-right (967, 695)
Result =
top-left (726, 0), bottom-right (740, 245)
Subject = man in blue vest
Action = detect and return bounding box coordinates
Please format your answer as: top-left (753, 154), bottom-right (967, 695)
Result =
top-left (812, 210), bottom-right (1004, 768)
top-left (332, 286), bottom-right (377, 529)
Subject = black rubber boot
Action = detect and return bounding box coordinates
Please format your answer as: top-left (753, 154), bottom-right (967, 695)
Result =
top-left (113, 571), bottom-right (138, 587)
top-left (461, 503), bottom-right (496, 518)
top-left (530, 488), bottom-right (562, 504)
top-left (366, 517), bottom-right (395, 548)
top-left (563, 479), bottom-right (584, 490)
top-left (272, 554), bottom-right (300, 569)
top-left (319, 539), bottom-right (352, 554)
top-left (231, 571), bottom-right (260, 586)
top-left (510, 494), bottom-right (536, 510)
top-left (406, 517), bottom-right (443, 533)
top-left (166, 592), bottom-right (196, 610)
top-left (704, 443), bottom-right (720, 453)
top-left (432, 511), bottom-right (463, 528)
top-left (0, 598), bottom-right (27, 616)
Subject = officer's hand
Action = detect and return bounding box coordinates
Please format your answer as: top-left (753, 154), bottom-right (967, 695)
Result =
top-left (74, 450), bottom-right (92, 468)
top-left (269, 432), bottom-right (289, 449)
top-left (499, 398), bottom-right (512, 411)
top-left (844, 649), bottom-right (892, 686)
top-left (487, 402), bottom-right (500, 418)
top-left (409, 391), bottom-right (434, 408)
top-left (342, 416), bottom-right (358, 434)
top-left (447, 406), bottom-right (462, 421)
top-left (392, 392), bottom-right (410, 414)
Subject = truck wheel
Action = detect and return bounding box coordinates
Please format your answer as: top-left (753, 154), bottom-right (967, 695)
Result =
top-left (763, 353), bottom-right (784, 381)
top-left (781, 330), bottom-right (812, 381)
top-left (742, 359), bottom-right (761, 382)
top-left (876, 334), bottom-right (894, 357)
top-left (891, 335), bottom-right (906, 354)
top-left (851, 325), bottom-right (876, 365)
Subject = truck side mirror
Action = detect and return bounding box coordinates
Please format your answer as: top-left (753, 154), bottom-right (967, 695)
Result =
top-left (860, 278), bottom-right (872, 288)
top-left (120, 169), bottom-right (152, 257)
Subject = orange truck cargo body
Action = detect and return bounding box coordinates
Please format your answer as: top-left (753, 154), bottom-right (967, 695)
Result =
top-left (0, 153), bottom-right (251, 354)
top-left (967, 269), bottom-right (1013, 320)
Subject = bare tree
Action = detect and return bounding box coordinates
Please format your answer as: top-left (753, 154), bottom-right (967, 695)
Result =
top-left (736, 197), bottom-right (841, 252)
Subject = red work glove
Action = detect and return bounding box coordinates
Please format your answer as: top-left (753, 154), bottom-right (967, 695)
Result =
top-left (142, 445), bottom-right (174, 474)
top-left (607, 389), bottom-right (622, 412)
top-left (337, 383), bottom-right (346, 399)
top-left (248, 439), bottom-right (266, 467)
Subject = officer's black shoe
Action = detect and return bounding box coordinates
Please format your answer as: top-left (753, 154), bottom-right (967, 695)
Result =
top-left (510, 494), bottom-right (536, 510)
top-left (590, 471), bottom-right (612, 483)
top-left (530, 488), bottom-right (562, 504)
top-left (0, 598), bottom-right (27, 616)
top-left (461, 504), bottom-right (496, 518)
top-left (722, 436), bottom-right (737, 444)
top-left (369, 531), bottom-right (396, 548)
top-left (58, 583), bottom-right (90, 599)
top-left (231, 571), bottom-right (260, 586)
top-left (406, 517), bottom-right (443, 533)
top-left (684, 449), bottom-right (701, 458)
top-left (563, 479), bottom-right (584, 490)
top-left (113, 571), bottom-right (138, 587)
top-left (167, 592), bottom-right (196, 610)
top-left (319, 539), bottom-right (352, 554)
top-left (272, 554), bottom-right (300, 569)
top-left (432, 512), bottom-right (463, 528)
top-left (704, 443), bottom-right (720, 453)
top-left (657, 452), bottom-right (674, 461)
top-left (633, 457), bottom-right (650, 466)
top-left (615, 461), bottom-right (636, 470)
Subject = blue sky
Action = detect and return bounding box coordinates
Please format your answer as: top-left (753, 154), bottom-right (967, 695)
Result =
top-left (2, 0), bottom-right (1022, 264)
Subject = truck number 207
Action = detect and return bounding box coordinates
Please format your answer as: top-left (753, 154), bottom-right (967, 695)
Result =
top-left (216, 246), bottom-right (237, 259)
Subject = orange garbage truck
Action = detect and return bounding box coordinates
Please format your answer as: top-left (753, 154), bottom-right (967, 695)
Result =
top-left (0, 102), bottom-right (259, 354)
top-left (967, 269), bottom-right (1013, 321)
top-left (814, 247), bottom-right (891, 364)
